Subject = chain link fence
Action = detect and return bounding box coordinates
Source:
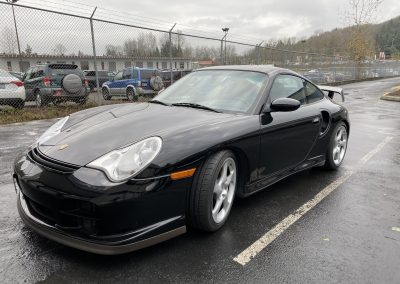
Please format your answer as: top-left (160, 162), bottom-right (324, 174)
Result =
top-left (0, 1), bottom-right (400, 116)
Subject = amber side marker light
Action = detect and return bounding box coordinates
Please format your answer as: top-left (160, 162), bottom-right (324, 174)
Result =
top-left (170, 168), bottom-right (196, 180)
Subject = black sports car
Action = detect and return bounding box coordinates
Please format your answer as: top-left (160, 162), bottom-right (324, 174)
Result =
top-left (13, 65), bottom-right (349, 255)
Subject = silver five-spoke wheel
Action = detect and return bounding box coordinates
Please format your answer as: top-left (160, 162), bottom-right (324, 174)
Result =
top-left (333, 125), bottom-right (347, 166)
top-left (212, 157), bottom-right (236, 224)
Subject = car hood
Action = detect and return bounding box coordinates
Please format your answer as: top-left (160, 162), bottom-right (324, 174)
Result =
top-left (38, 103), bottom-right (235, 166)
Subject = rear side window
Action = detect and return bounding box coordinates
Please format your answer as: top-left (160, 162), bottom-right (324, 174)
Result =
top-left (122, 69), bottom-right (132, 79)
top-left (269, 75), bottom-right (306, 104)
top-left (48, 65), bottom-right (83, 77)
top-left (305, 81), bottom-right (324, 103)
top-left (140, 70), bottom-right (158, 79)
top-left (32, 69), bottom-right (44, 78)
top-left (84, 71), bottom-right (96, 76)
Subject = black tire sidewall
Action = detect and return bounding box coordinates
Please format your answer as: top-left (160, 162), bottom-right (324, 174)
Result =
top-left (102, 88), bottom-right (111, 100)
top-left (188, 150), bottom-right (237, 231)
top-left (127, 88), bottom-right (137, 102)
top-left (325, 121), bottom-right (347, 170)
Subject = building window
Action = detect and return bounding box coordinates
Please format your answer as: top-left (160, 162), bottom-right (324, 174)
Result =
top-left (101, 61), bottom-right (105, 70)
top-left (156, 62), bottom-right (159, 69)
top-left (80, 61), bottom-right (89, 70)
top-left (162, 62), bottom-right (167, 69)
top-left (7, 61), bottom-right (12, 71)
top-left (174, 62), bottom-right (177, 68)
top-left (147, 61), bottom-right (153, 68)
top-left (109, 61), bottom-right (116, 71)
top-left (136, 61), bottom-right (143, 68)
top-left (125, 61), bottom-right (131, 68)
top-left (180, 62), bottom-right (184, 69)
top-left (71, 61), bottom-right (75, 65)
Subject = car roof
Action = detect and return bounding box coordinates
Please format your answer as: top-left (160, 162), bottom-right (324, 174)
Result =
top-left (199, 65), bottom-right (291, 75)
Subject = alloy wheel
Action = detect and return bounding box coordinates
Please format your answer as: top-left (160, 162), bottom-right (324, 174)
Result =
top-left (212, 157), bottom-right (236, 224)
top-left (333, 125), bottom-right (347, 166)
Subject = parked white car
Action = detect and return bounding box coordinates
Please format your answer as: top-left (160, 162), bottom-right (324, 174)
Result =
top-left (0, 69), bottom-right (26, 109)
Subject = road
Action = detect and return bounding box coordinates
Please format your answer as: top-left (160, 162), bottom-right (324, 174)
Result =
top-left (0, 78), bottom-right (399, 283)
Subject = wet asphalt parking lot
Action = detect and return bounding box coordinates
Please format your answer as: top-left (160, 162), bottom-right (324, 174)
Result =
top-left (1, 77), bottom-right (400, 283)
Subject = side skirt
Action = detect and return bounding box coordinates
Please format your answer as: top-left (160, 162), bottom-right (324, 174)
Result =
top-left (242, 155), bottom-right (325, 197)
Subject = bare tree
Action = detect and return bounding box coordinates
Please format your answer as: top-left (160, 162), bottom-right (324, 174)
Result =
top-left (106, 44), bottom-right (123, 57)
top-left (344, 0), bottom-right (383, 64)
top-left (344, 0), bottom-right (384, 26)
top-left (52, 44), bottom-right (67, 55)
top-left (1, 27), bottom-right (17, 54)
top-left (25, 44), bottom-right (32, 55)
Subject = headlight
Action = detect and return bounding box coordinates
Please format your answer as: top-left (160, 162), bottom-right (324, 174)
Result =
top-left (87, 137), bottom-right (162, 182)
top-left (36, 116), bottom-right (69, 146)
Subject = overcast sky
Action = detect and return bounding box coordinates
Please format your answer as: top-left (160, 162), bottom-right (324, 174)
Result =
top-left (1, 0), bottom-right (400, 55)
top-left (84, 0), bottom-right (400, 42)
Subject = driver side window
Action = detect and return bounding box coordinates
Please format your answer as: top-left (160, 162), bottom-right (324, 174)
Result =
top-left (269, 75), bottom-right (306, 104)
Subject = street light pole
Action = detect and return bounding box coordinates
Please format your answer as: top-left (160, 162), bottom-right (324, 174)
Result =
top-left (222, 28), bottom-right (229, 65)
top-left (8, 0), bottom-right (22, 71)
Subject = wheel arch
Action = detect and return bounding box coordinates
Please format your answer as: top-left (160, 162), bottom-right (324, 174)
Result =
top-left (199, 146), bottom-right (251, 198)
top-left (126, 85), bottom-right (137, 94)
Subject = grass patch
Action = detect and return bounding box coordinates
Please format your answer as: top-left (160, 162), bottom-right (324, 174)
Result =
top-left (0, 103), bottom-right (101, 125)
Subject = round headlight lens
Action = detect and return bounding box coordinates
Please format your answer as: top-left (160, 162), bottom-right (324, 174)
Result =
top-left (87, 137), bottom-right (162, 182)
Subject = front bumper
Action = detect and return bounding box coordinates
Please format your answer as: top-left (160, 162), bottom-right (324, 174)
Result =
top-left (17, 191), bottom-right (185, 255)
top-left (13, 150), bottom-right (190, 254)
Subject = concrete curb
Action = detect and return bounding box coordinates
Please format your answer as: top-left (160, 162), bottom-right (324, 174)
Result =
top-left (380, 86), bottom-right (400, 102)
top-left (381, 94), bottom-right (400, 102)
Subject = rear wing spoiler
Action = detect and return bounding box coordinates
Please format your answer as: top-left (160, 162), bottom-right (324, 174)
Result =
top-left (317, 85), bottom-right (344, 102)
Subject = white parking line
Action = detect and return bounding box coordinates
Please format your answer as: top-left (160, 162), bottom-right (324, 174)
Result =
top-left (233, 136), bottom-right (393, 266)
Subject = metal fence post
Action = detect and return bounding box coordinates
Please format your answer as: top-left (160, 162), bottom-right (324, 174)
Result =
top-left (169, 23), bottom-right (176, 85)
top-left (89, 7), bottom-right (100, 105)
top-left (257, 41), bottom-right (264, 65)
top-left (220, 39), bottom-right (223, 65)
top-left (10, 2), bottom-right (22, 71)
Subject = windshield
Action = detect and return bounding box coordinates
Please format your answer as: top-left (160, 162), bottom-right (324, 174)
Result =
top-left (154, 70), bottom-right (267, 113)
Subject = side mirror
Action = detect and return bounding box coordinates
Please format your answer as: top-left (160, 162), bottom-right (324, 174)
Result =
top-left (269, 98), bottom-right (301, 112)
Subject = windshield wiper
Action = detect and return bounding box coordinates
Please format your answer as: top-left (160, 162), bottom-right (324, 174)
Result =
top-left (149, 100), bottom-right (170, 106)
top-left (171, 103), bottom-right (221, 113)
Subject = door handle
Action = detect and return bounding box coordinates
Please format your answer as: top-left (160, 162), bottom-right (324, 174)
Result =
top-left (312, 117), bottom-right (320, 124)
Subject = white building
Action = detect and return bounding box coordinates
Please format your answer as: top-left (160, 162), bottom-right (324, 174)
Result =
top-left (0, 53), bottom-right (193, 73)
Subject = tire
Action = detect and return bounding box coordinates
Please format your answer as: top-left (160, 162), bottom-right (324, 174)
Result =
top-left (76, 97), bottom-right (87, 105)
top-left (324, 122), bottom-right (348, 170)
top-left (187, 150), bottom-right (238, 232)
top-left (126, 88), bottom-right (137, 102)
top-left (150, 76), bottom-right (164, 91)
top-left (35, 91), bottom-right (47, 107)
top-left (62, 74), bottom-right (83, 94)
top-left (102, 88), bottom-right (111, 100)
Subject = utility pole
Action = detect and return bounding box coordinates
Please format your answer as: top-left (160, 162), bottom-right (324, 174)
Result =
top-left (222, 28), bottom-right (229, 64)
top-left (8, 0), bottom-right (22, 71)
top-left (169, 23), bottom-right (176, 85)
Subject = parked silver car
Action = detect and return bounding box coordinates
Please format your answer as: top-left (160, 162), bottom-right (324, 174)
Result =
top-left (0, 69), bottom-right (26, 109)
